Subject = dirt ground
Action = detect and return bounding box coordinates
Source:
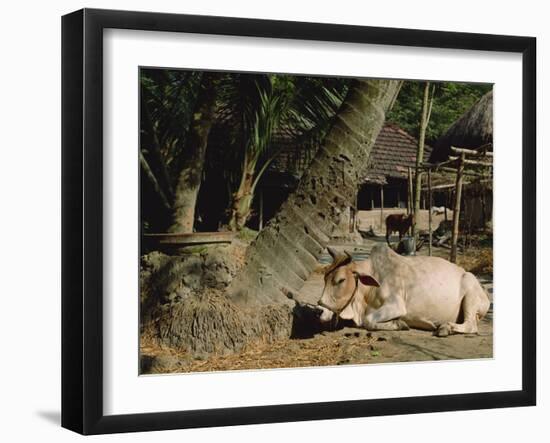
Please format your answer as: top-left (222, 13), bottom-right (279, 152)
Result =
top-left (141, 234), bottom-right (493, 375)
top-left (141, 318), bottom-right (492, 374)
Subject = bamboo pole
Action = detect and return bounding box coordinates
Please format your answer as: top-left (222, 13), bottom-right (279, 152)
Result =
top-left (408, 167), bottom-right (413, 234)
top-left (379, 185), bottom-right (384, 230)
top-left (450, 145), bottom-right (493, 156)
top-left (450, 153), bottom-right (465, 263)
top-left (425, 165), bottom-right (488, 177)
top-left (448, 156), bottom-right (493, 167)
top-left (428, 168), bottom-right (433, 256)
top-left (421, 178), bottom-right (492, 191)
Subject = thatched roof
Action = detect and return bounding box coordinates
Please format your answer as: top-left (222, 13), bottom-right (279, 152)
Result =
top-left (429, 90), bottom-right (493, 163)
top-left (363, 123), bottom-right (431, 185)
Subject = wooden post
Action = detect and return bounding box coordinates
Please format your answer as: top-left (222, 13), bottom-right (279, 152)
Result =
top-left (258, 188), bottom-right (264, 231)
top-left (481, 190), bottom-right (487, 228)
top-left (407, 167), bottom-right (413, 215)
top-left (428, 169), bottom-right (433, 256)
top-left (445, 190), bottom-right (449, 222)
top-left (463, 195), bottom-right (468, 253)
top-left (407, 167), bottom-right (414, 235)
top-left (379, 185), bottom-right (384, 230)
top-left (450, 153), bottom-right (465, 263)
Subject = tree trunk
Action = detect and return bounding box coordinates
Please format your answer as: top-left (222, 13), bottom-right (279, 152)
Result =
top-left (228, 162), bottom-right (256, 231)
top-left (169, 73), bottom-right (220, 233)
top-left (227, 79), bottom-right (402, 307)
top-left (413, 81), bottom-right (433, 237)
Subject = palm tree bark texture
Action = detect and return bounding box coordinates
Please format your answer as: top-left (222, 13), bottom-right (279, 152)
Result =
top-left (227, 79), bottom-right (402, 307)
top-left (169, 72), bottom-right (221, 233)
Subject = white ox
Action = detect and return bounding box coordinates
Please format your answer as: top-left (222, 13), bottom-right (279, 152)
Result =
top-left (318, 244), bottom-right (490, 336)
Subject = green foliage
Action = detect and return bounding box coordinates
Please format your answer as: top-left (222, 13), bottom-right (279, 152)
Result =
top-left (387, 81), bottom-right (492, 143)
top-left (217, 73), bottom-right (349, 195)
top-left (140, 69), bottom-right (202, 179)
top-left (215, 72), bottom-right (350, 229)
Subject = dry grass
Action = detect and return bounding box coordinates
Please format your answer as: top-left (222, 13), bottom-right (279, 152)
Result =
top-left (458, 245), bottom-right (493, 275)
top-left (141, 330), bottom-right (379, 374)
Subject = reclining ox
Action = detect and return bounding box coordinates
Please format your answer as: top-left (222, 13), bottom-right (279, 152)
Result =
top-left (317, 245), bottom-right (490, 337)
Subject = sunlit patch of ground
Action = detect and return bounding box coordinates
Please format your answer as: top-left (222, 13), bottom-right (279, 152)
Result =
top-left (140, 234), bottom-right (493, 375)
top-left (141, 310), bottom-right (492, 375)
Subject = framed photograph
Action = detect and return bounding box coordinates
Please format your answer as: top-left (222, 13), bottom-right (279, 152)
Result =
top-left (62, 8), bottom-right (536, 435)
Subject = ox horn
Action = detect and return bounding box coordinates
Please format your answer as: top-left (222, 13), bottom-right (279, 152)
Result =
top-left (327, 247), bottom-right (339, 260)
top-left (344, 249), bottom-right (354, 261)
top-left (325, 247), bottom-right (354, 276)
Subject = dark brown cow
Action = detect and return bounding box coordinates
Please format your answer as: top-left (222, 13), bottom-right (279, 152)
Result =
top-left (385, 213), bottom-right (413, 245)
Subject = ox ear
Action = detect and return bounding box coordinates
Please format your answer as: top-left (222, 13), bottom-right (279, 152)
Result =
top-left (355, 272), bottom-right (380, 287)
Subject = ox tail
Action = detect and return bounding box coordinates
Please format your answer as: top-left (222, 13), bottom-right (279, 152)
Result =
top-left (465, 272), bottom-right (491, 320)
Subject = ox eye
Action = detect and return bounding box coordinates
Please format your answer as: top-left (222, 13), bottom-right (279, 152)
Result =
top-left (335, 278), bottom-right (345, 285)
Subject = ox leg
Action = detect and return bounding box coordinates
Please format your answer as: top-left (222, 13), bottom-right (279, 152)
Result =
top-left (405, 318), bottom-right (437, 331)
top-left (364, 299), bottom-right (409, 331)
top-left (436, 274), bottom-right (490, 337)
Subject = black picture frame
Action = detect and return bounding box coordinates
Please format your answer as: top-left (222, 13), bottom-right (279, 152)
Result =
top-left (62, 8), bottom-right (537, 435)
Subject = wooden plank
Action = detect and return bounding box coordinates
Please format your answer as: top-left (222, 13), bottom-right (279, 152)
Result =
top-left (144, 231), bottom-right (236, 245)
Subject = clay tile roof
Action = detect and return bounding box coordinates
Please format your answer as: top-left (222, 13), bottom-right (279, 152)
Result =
top-left (363, 123), bottom-right (431, 184)
top-left (262, 123), bottom-right (429, 186)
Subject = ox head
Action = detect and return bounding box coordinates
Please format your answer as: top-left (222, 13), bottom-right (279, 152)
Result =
top-left (318, 247), bottom-right (380, 326)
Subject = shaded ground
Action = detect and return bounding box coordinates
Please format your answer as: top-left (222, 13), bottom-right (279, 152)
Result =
top-left (141, 233), bottom-right (493, 375)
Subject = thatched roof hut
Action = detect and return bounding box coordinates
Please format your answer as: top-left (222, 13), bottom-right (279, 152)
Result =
top-left (429, 90), bottom-right (493, 163)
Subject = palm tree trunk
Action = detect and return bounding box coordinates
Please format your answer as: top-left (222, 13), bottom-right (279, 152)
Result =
top-left (227, 148), bottom-right (281, 231)
top-left (226, 79), bottom-right (402, 307)
top-left (169, 72), bottom-right (220, 233)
